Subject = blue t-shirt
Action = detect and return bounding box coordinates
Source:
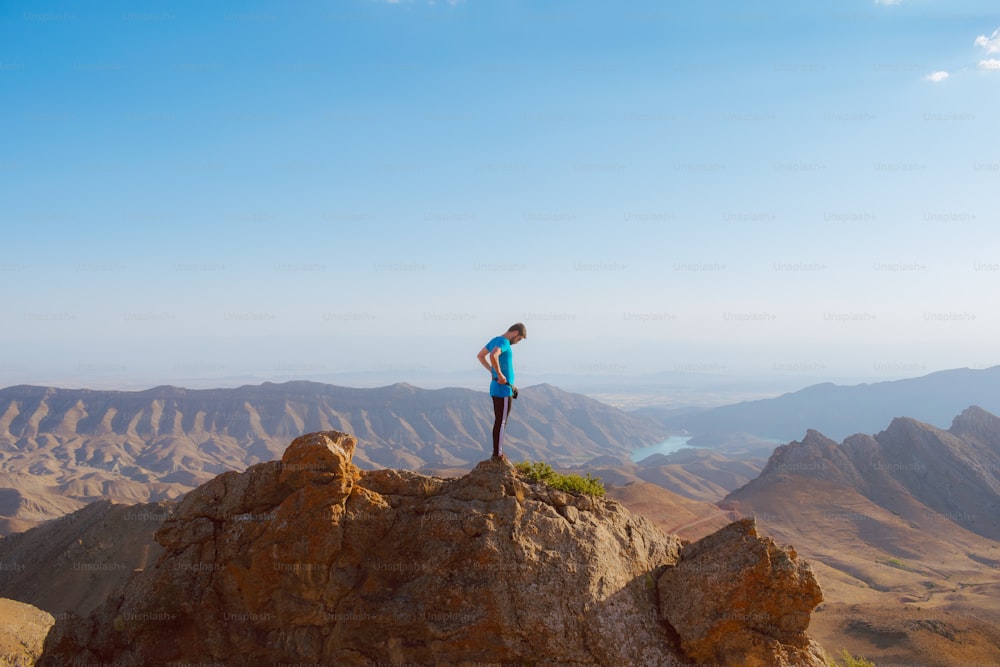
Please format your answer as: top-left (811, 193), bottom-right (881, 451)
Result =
top-left (485, 335), bottom-right (514, 397)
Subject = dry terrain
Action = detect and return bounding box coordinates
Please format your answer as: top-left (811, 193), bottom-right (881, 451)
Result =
top-left (0, 381), bottom-right (666, 533)
top-left (717, 408), bottom-right (1000, 666)
top-left (4, 379), bottom-right (1000, 664)
top-left (0, 597), bottom-right (53, 665)
top-left (0, 499), bottom-right (169, 617)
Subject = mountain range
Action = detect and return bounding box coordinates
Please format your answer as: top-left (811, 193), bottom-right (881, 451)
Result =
top-left (723, 405), bottom-right (1000, 665)
top-left (0, 381), bottom-right (667, 533)
top-left (15, 404), bottom-right (1000, 664)
top-left (645, 365), bottom-right (1000, 446)
top-left (7, 366), bottom-right (997, 535)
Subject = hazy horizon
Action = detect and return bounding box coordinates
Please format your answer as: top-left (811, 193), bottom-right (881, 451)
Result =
top-left (4, 1), bottom-right (999, 398)
top-left (2, 347), bottom-right (996, 412)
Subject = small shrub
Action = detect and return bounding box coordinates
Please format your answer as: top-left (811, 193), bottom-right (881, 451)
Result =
top-left (883, 557), bottom-right (910, 571)
top-left (514, 460), bottom-right (556, 483)
top-left (826, 649), bottom-right (876, 667)
top-left (514, 460), bottom-right (606, 497)
top-left (420, 478), bottom-right (443, 497)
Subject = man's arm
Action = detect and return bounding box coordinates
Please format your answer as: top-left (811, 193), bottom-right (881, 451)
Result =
top-left (476, 346), bottom-right (506, 383)
top-left (489, 346), bottom-right (507, 384)
top-left (476, 347), bottom-right (492, 372)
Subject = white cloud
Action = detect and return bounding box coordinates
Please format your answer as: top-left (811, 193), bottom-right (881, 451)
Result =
top-left (924, 71), bottom-right (950, 83)
top-left (979, 59), bottom-right (1000, 71)
top-left (875, 0), bottom-right (902, 5)
top-left (974, 28), bottom-right (1000, 54)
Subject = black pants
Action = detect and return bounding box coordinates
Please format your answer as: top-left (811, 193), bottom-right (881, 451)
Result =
top-left (491, 395), bottom-right (512, 457)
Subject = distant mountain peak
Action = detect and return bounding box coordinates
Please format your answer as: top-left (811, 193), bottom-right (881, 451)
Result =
top-left (136, 385), bottom-right (188, 398)
top-left (950, 405), bottom-right (1000, 439)
top-left (881, 414), bottom-right (938, 433)
top-left (386, 381), bottom-right (418, 391)
top-left (732, 426), bottom-right (875, 495)
top-left (799, 428), bottom-right (840, 447)
top-left (659, 364), bottom-right (1000, 444)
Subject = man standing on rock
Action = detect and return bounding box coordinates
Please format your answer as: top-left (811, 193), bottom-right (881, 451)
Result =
top-left (476, 323), bottom-right (526, 459)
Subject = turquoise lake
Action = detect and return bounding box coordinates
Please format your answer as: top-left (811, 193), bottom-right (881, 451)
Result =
top-left (630, 435), bottom-right (693, 462)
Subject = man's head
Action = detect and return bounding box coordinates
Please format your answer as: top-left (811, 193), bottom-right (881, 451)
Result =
top-left (506, 322), bottom-right (527, 344)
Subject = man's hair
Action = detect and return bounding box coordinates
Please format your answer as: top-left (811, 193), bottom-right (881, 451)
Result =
top-left (508, 323), bottom-right (527, 338)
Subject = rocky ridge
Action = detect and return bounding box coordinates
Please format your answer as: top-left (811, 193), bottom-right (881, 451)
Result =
top-left (731, 406), bottom-right (1000, 540)
top-left (41, 430), bottom-right (825, 665)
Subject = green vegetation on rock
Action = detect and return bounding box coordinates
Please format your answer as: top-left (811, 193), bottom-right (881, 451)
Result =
top-left (514, 460), bottom-right (606, 497)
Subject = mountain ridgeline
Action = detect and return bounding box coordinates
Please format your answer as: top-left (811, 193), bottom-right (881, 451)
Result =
top-left (729, 405), bottom-right (1000, 541)
top-left (648, 365), bottom-right (1000, 445)
top-left (0, 381), bottom-right (667, 533)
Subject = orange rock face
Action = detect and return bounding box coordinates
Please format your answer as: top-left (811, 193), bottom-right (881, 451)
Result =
top-left (658, 517), bottom-right (826, 666)
top-left (42, 431), bottom-right (826, 666)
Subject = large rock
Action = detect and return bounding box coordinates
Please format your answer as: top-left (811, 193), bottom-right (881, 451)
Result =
top-left (42, 431), bottom-right (687, 665)
top-left (658, 517), bottom-right (826, 666)
top-left (41, 431), bottom-right (827, 666)
top-left (277, 430), bottom-right (357, 493)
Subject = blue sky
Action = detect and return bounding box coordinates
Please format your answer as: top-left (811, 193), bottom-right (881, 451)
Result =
top-left (3, 0), bottom-right (999, 392)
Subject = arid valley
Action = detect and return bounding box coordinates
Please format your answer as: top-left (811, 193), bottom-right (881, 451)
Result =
top-left (0, 367), bottom-right (999, 663)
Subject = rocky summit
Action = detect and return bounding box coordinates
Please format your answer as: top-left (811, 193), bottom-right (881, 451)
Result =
top-left (42, 430), bottom-right (825, 666)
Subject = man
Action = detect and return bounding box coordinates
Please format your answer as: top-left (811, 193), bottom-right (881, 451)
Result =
top-left (476, 323), bottom-right (527, 459)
